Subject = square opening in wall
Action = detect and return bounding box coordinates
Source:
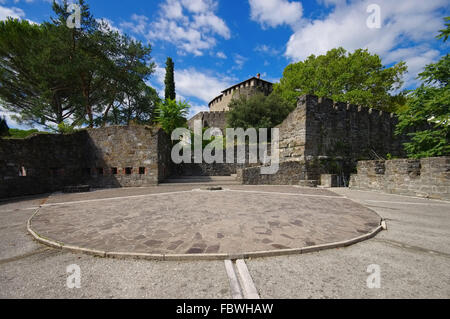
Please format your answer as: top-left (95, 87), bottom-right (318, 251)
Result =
top-left (97, 168), bottom-right (104, 176)
top-left (111, 167), bottom-right (118, 175)
top-left (18, 166), bottom-right (27, 177)
top-left (139, 167), bottom-right (146, 175)
top-left (125, 167), bottom-right (132, 175)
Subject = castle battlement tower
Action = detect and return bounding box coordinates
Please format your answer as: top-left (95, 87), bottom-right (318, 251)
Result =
top-left (208, 74), bottom-right (273, 112)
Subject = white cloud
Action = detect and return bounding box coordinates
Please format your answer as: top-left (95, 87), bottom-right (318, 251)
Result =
top-left (151, 63), bottom-right (234, 104)
top-left (249, 0), bottom-right (303, 28)
top-left (0, 5), bottom-right (25, 20)
top-left (150, 62), bottom-right (234, 117)
top-left (0, 106), bottom-right (32, 130)
top-left (120, 14), bottom-right (148, 35)
top-left (233, 54), bottom-right (247, 70)
top-left (122, 0), bottom-right (230, 56)
top-left (254, 44), bottom-right (281, 56)
top-left (284, 0), bottom-right (448, 88)
top-left (216, 51), bottom-right (227, 59)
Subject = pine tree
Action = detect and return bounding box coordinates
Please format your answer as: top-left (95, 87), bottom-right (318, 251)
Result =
top-left (164, 57), bottom-right (176, 101)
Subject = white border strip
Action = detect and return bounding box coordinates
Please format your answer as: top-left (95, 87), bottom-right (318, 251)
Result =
top-left (224, 260), bottom-right (243, 299)
top-left (235, 260), bottom-right (260, 299)
top-left (364, 199), bottom-right (450, 207)
top-left (226, 189), bottom-right (347, 199)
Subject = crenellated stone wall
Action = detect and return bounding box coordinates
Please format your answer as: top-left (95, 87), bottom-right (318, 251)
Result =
top-left (278, 94), bottom-right (408, 163)
top-left (0, 126), bottom-right (172, 198)
top-left (349, 157), bottom-right (450, 200)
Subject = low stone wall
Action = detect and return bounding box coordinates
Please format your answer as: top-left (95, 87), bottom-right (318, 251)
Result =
top-left (174, 145), bottom-right (271, 177)
top-left (238, 161), bottom-right (318, 186)
top-left (350, 157), bottom-right (450, 200)
top-left (0, 125), bottom-right (171, 199)
top-left (0, 131), bottom-right (89, 198)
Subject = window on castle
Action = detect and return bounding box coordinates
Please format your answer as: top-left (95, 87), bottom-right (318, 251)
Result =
top-left (125, 167), bottom-right (132, 175)
top-left (111, 167), bottom-right (118, 175)
top-left (139, 167), bottom-right (145, 175)
top-left (97, 168), bottom-right (104, 176)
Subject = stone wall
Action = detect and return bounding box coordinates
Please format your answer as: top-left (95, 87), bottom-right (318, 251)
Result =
top-left (279, 94), bottom-right (407, 163)
top-left (188, 111), bottom-right (227, 131)
top-left (0, 126), bottom-right (171, 198)
top-left (84, 126), bottom-right (168, 188)
top-left (274, 94), bottom-right (411, 185)
top-left (237, 161), bottom-right (318, 186)
top-left (209, 78), bottom-right (273, 112)
top-left (349, 157), bottom-right (450, 200)
top-left (174, 145), bottom-right (270, 177)
top-left (0, 131), bottom-right (89, 198)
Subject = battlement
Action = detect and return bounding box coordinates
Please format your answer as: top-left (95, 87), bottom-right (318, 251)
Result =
top-left (300, 95), bottom-right (396, 120)
top-left (279, 94), bottom-right (408, 163)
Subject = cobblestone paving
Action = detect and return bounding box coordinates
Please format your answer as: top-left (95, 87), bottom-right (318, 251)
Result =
top-left (31, 186), bottom-right (381, 255)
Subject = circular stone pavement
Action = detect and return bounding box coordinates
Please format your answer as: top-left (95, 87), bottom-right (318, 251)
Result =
top-left (29, 186), bottom-right (382, 259)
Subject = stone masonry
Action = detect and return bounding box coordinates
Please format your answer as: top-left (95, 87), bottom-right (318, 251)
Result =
top-left (0, 125), bottom-right (171, 198)
top-left (238, 94), bottom-right (410, 186)
top-left (349, 157), bottom-right (450, 201)
top-left (187, 111), bottom-right (227, 132)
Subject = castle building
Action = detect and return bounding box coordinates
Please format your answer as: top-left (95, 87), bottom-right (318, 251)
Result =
top-left (208, 74), bottom-right (273, 112)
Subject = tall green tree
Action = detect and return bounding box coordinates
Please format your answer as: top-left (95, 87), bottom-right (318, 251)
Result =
top-left (106, 83), bottom-right (160, 126)
top-left (51, 0), bottom-right (155, 128)
top-left (396, 20), bottom-right (450, 158)
top-left (0, 116), bottom-right (9, 137)
top-left (0, 19), bottom-right (79, 128)
top-left (226, 93), bottom-right (295, 130)
top-left (274, 47), bottom-right (407, 112)
top-left (164, 57), bottom-right (176, 101)
top-left (0, 0), bottom-right (156, 131)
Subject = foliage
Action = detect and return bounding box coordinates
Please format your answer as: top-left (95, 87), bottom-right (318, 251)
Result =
top-left (0, 116), bottom-right (9, 137)
top-left (6, 128), bottom-right (45, 139)
top-left (0, 0), bottom-right (156, 130)
top-left (396, 58), bottom-right (450, 158)
top-left (437, 16), bottom-right (450, 42)
top-left (396, 19), bottom-right (449, 159)
top-left (156, 99), bottom-right (190, 135)
top-left (226, 93), bottom-right (295, 130)
top-left (273, 47), bottom-right (408, 112)
top-left (190, 127), bottom-right (226, 150)
top-left (103, 83), bottom-right (160, 126)
top-left (164, 57), bottom-right (176, 101)
top-left (57, 121), bottom-right (78, 134)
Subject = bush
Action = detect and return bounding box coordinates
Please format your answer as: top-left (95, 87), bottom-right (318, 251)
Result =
top-left (156, 99), bottom-right (190, 135)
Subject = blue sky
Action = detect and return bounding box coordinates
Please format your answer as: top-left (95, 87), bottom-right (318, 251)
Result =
top-left (0, 0), bottom-right (449, 129)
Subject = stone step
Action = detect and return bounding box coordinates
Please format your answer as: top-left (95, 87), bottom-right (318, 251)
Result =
top-left (297, 180), bottom-right (319, 188)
